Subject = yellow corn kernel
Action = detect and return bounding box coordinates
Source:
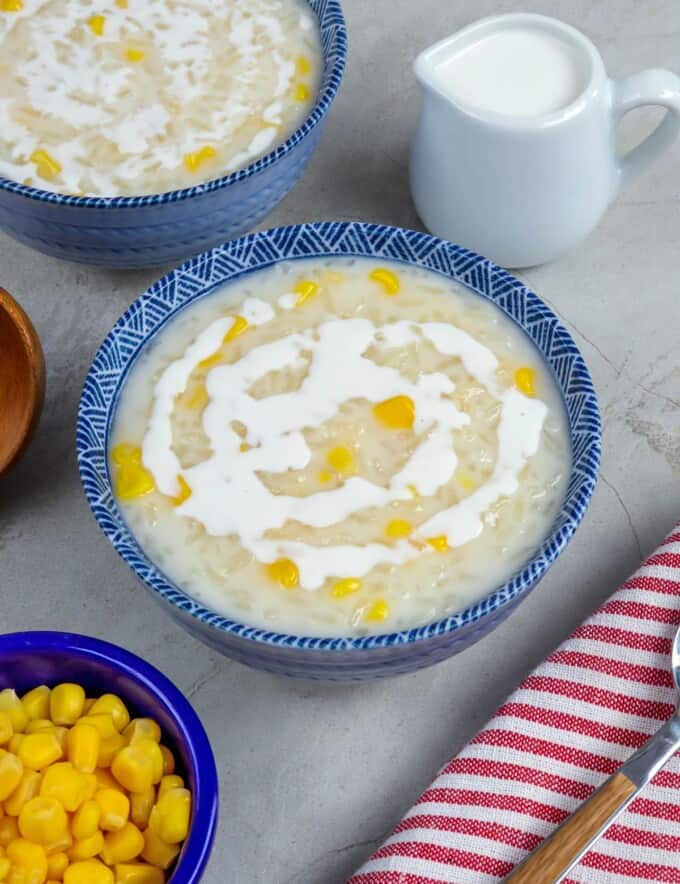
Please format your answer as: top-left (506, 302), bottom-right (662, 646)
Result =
top-left (44, 828), bottom-right (73, 857)
top-left (25, 720), bottom-right (54, 735)
top-left (113, 864), bottom-right (164, 884)
top-left (71, 799), bottom-right (100, 841)
top-left (373, 395), bottom-right (415, 430)
top-left (224, 315), bottom-right (249, 342)
top-left (6, 840), bottom-right (47, 883)
top-left (125, 47), bottom-right (145, 63)
top-left (456, 472), bottom-right (476, 491)
top-left (66, 724), bottom-right (99, 774)
top-left (115, 0), bottom-right (127, 7)
top-left (87, 696), bottom-right (129, 733)
top-left (331, 578), bottom-right (362, 599)
top-left (21, 687), bottom-right (50, 723)
top-left (123, 720), bottom-right (161, 747)
top-left (8, 735), bottom-right (23, 755)
top-left (0, 818), bottom-right (19, 847)
top-left (18, 796), bottom-right (68, 845)
top-left (97, 733), bottom-right (126, 769)
top-left (68, 829), bottom-right (104, 862)
top-left (0, 714), bottom-right (12, 747)
top-left (293, 279), bottom-right (318, 306)
top-left (40, 763), bottom-right (90, 812)
top-left (183, 145), bottom-right (216, 173)
top-left (170, 475), bottom-right (192, 508)
top-left (0, 751), bottom-right (23, 800)
top-left (83, 699), bottom-right (95, 714)
top-left (129, 786), bottom-right (155, 829)
top-left (115, 463), bottom-right (155, 501)
top-left (0, 0), bottom-right (23, 12)
top-left (64, 859), bottom-right (113, 884)
top-left (30, 149), bottom-right (62, 181)
top-left (158, 746), bottom-right (174, 777)
top-left (77, 716), bottom-right (117, 739)
top-left (96, 788), bottom-right (130, 832)
top-left (157, 774), bottom-right (183, 800)
top-left (18, 733), bottom-right (63, 771)
top-left (266, 558), bottom-right (299, 589)
top-left (141, 828), bottom-right (180, 870)
top-left (100, 822), bottom-right (144, 865)
top-left (94, 769), bottom-right (124, 793)
top-left (0, 856), bottom-right (8, 882)
top-left (0, 691), bottom-right (28, 733)
top-left (318, 469), bottom-right (331, 483)
top-left (46, 852), bottom-right (68, 881)
top-left (148, 787), bottom-right (190, 845)
top-left (386, 519), bottom-right (412, 539)
top-left (514, 366), bottom-right (536, 397)
top-left (296, 54), bottom-right (311, 76)
top-left (50, 685), bottom-right (85, 727)
top-left (111, 444), bottom-right (142, 466)
top-left (185, 384), bottom-right (208, 410)
top-left (426, 535), bottom-right (450, 552)
top-left (88, 14), bottom-right (105, 36)
top-left (365, 599), bottom-right (390, 622)
top-left (369, 267), bottom-right (400, 295)
top-left (326, 447), bottom-right (354, 472)
top-left (294, 83), bottom-right (310, 102)
top-left (197, 350), bottom-right (222, 370)
top-left (4, 770), bottom-right (41, 816)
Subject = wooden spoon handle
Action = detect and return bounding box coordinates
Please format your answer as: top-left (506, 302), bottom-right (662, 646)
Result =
top-left (505, 772), bottom-right (637, 883)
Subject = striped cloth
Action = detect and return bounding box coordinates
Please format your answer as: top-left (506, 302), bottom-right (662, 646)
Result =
top-left (350, 524), bottom-right (680, 884)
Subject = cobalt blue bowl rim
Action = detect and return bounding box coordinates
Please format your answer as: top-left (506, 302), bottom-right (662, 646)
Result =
top-left (0, 0), bottom-right (347, 210)
top-left (77, 220), bottom-right (601, 656)
top-left (0, 630), bottom-right (218, 884)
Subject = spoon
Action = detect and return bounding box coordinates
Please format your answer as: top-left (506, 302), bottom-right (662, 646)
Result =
top-left (0, 287), bottom-right (45, 476)
top-left (506, 621), bottom-right (680, 882)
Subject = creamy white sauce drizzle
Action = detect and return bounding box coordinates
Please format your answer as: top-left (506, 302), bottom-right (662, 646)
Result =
top-left (140, 294), bottom-right (548, 590)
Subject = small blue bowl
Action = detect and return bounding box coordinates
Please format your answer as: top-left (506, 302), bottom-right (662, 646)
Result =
top-left (0, 1), bottom-right (346, 269)
top-left (77, 222), bottom-right (601, 681)
top-left (0, 632), bottom-right (218, 883)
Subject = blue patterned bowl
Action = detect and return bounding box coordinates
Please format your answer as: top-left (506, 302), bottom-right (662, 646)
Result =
top-left (77, 222), bottom-right (601, 681)
top-left (0, 2), bottom-right (346, 270)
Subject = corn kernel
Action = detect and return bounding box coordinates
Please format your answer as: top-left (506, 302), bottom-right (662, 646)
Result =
top-left (19, 733), bottom-right (63, 771)
top-left (365, 599), bottom-right (390, 622)
top-left (369, 268), bottom-right (400, 295)
top-left (157, 775), bottom-right (183, 800)
top-left (96, 788), bottom-right (130, 832)
top-left (113, 864), bottom-right (163, 884)
top-left (224, 315), bottom-right (249, 342)
top-left (0, 818), bottom-right (19, 847)
top-left (158, 746), bottom-right (174, 777)
top-left (125, 47), bottom-right (145, 63)
top-left (97, 734), bottom-right (126, 769)
top-left (0, 0), bottom-right (23, 13)
top-left (123, 720), bottom-right (161, 747)
top-left (30, 149), bottom-right (62, 181)
top-left (88, 14), bottom-right (105, 36)
top-left (326, 447), bottom-right (353, 472)
top-left (100, 822), bottom-right (144, 865)
top-left (77, 716), bottom-right (117, 739)
top-left (266, 559), bottom-right (299, 589)
top-left (64, 859), bottom-right (113, 884)
top-left (21, 687), bottom-right (50, 723)
top-left (318, 470), bottom-right (331, 483)
top-left (183, 145), bottom-right (216, 173)
top-left (71, 800), bottom-right (100, 841)
top-left (148, 787), bottom-right (190, 845)
top-left (25, 720), bottom-right (53, 735)
top-left (40, 763), bottom-right (90, 812)
top-left (111, 742), bottom-right (160, 794)
top-left (296, 55), bottom-right (311, 76)
top-left (170, 475), bottom-right (192, 508)
top-left (0, 751), bottom-right (23, 800)
top-left (141, 828), bottom-right (179, 870)
top-left (66, 724), bottom-right (99, 774)
top-left (0, 857), bottom-right (8, 881)
top-left (0, 691), bottom-right (28, 734)
top-left (386, 519), bottom-right (412, 539)
top-left (293, 280), bottom-right (318, 306)
top-left (50, 685), bottom-right (85, 727)
top-left (87, 696), bottom-right (129, 733)
top-left (115, 0), bottom-right (127, 7)
top-left (373, 395), bottom-right (415, 430)
top-left (294, 83), bottom-right (310, 102)
top-left (456, 472), bottom-right (476, 491)
top-left (8, 735), bottom-right (23, 756)
top-left (18, 796), bottom-right (68, 845)
top-left (82, 699), bottom-right (95, 714)
top-left (115, 463), bottom-right (155, 501)
top-left (197, 350), bottom-right (222, 370)
top-left (68, 829), bottom-right (104, 861)
top-left (129, 786), bottom-right (155, 829)
top-left (94, 769), bottom-right (124, 794)
top-left (514, 366), bottom-right (536, 397)
top-left (0, 714), bottom-right (12, 747)
top-left (331, 578), bottom-right (362, 599)
top-left (46, 852), bottom-right (68, 881)
top-left (44, 828), bottom-right (72, 857)
top-left (111, 444), bottom-right (140, 466)
top-left (426, 535), bottom-right (450, 552)
top-left (4, 770), bottom-right (41, 816)
top-left (6, 839), bottom-right (47, 883)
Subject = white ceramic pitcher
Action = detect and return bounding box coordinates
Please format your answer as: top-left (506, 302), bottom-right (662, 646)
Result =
top-left (410, 13), bottom-right (680, 268)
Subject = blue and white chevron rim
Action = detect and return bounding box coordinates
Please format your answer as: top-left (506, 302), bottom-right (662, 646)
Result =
top-left (0, 0), bottom-right (346, 208)
top-left (77, 222), bottom-right (601, 653)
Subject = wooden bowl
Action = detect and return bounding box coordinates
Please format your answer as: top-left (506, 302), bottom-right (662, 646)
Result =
top-left (0, 287), bottom-right (45, 476)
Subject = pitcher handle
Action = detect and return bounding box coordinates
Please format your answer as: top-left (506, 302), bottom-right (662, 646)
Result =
top-left (612, 69), bottom-right (680, 193)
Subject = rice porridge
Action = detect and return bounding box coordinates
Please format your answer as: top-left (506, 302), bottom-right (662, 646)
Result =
top-left (111, 259), bottom-right (570, 636)
top-left (0, 0), bottom-right (321, 196)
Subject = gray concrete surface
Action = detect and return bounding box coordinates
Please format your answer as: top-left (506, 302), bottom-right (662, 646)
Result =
top-left (1, 1), bottom-right (679, 881)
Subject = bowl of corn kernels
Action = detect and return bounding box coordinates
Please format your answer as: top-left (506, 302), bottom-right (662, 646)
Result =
top-left (0, 631), bottom-right (218, 884)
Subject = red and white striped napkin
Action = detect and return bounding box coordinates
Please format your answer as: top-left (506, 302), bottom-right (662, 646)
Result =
top-left (350, 524), bottom-right (680, 884)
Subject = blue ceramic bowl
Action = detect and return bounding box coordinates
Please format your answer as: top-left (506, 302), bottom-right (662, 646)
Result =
top-left (0, 1), bottom-right (346, 269)
top-left (77, 222), bottom-right (601, 681)
top-left (0, 632), bottom-right (218, 883)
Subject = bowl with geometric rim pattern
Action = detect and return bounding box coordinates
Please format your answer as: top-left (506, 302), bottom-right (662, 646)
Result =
top-left (77, 221), bottom-right (601, 680)
top-left (0, 1), bottom-right (346, 269)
